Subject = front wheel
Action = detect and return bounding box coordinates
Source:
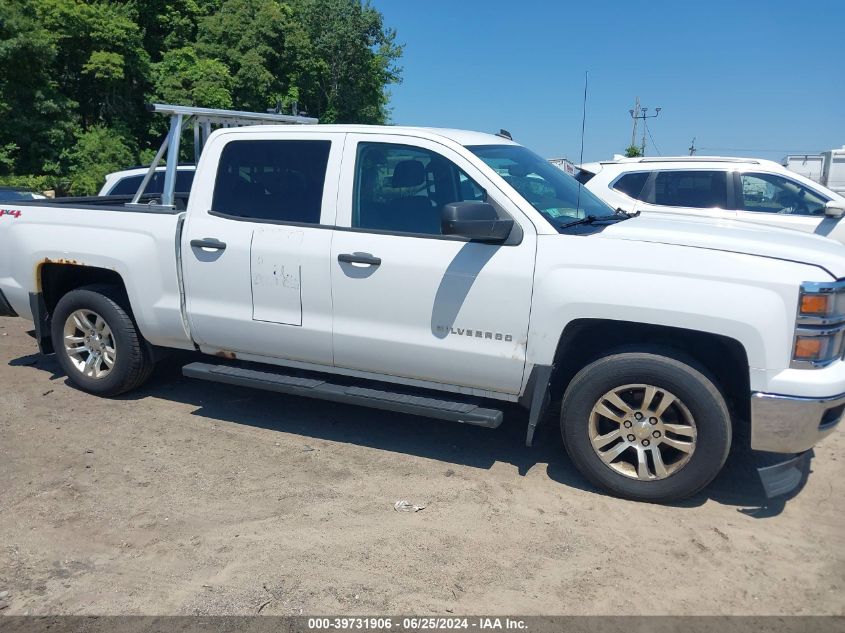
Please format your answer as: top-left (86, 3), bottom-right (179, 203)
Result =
top-left (560, 350), bottom-right (731, 503)
top-left (51, 286), bottom-right (154, 396)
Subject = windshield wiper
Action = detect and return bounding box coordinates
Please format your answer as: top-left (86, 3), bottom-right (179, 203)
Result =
top-left (557, 209), bottom-right (639, 230)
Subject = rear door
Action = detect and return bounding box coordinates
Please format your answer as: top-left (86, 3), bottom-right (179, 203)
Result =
top-left (630, 169), bottom-right (737, 220)
top-left (329, 133), bottom-right (536, 396)
top-left (181, 131), bottom-right (344, 366)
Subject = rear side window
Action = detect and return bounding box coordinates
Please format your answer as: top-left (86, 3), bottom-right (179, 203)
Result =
top-left (175, 170), bottom-right (194, 193)
top-left (574, 170), bottom-right (594, 185)
top-left (108, 170), bottom-right (194, 196)
top-left (612, 172), bottom-right (649, 200)
top-left (109, 175), bottom-right (144, 195)
top-left (212, 140), bottom-right (331, 224)
top-left (653, 170), bottom-right (727, 209)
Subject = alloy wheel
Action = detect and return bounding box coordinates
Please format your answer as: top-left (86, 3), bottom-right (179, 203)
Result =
top-left (63, 309), bottom-right (117, 379)
top-left (588, 383), bottom-right (697, 480)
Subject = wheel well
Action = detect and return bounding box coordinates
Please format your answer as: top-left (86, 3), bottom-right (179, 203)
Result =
top-left (40, 264), bottom-right (127, 315)
top-left (36, 264), bottom-right (128, 353)
top-left (550, 319), bottom-right (750, 421)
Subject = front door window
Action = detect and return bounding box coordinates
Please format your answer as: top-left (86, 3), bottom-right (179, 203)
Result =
top-left (739, 173), bottom-right (828, 215)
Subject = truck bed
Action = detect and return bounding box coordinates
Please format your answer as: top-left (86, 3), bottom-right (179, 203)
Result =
top-left (0, 198), bottom-right (193, 351)
top-left (22, 193), bottom-right (190, 212)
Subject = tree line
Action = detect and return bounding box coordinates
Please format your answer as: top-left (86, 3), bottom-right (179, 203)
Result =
top-left (0, 0), bottom-right (402, 195)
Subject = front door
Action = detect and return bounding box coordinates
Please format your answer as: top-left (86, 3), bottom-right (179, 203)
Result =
top-left (330, 134), bottom-right (536, 396)
top-left (733, 171), bottom-right (827, 234)
top-left (181, 131), bottom-right (344, 366)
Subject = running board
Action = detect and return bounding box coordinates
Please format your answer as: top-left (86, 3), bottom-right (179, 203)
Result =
top-left (182, 362), bottom-right (504, 428)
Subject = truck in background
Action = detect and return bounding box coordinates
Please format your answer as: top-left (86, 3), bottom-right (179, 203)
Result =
top-left (784, 145), bottom-right (845, 195)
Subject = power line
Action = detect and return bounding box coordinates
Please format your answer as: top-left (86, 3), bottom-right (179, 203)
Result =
top-left (645, 120), bottom-right (660, 156)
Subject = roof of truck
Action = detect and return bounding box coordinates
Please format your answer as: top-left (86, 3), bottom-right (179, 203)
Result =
top-left (221, 124), bottom-right (519, 148)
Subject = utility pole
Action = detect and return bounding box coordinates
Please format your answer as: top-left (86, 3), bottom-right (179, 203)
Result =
top-left (629, 97), bottom-right (640, 149)
top-left (628, 100), bottom-right (661, 156)
top-left (688, 137), bottom-right (697, 156)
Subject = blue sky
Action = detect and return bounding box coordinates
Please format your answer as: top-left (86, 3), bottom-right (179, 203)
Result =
top-left (372, 0), bottom-right (845, 163)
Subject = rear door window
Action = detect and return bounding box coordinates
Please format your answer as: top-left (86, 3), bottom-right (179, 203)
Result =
top-left (653, 170), bottom-right (727, 209)
top-left (212, 140), bottom-right (331, 224)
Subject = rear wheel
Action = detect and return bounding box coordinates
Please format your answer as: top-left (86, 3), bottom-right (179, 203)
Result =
top-left (51, 286), bottom-right (154, 396)
top-left (560, 350), bottom-right (731, 502)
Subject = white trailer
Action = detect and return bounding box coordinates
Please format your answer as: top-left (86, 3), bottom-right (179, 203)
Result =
top-left (783, 145), bottom-right (845, 195)
top-left (783, 153), bottom-right (824, 182)
top-left (821, 146), bottom-right (845, 195)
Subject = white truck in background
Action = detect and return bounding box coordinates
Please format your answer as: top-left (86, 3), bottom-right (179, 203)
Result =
top-left (1, 105), bottom-right (844, 503)
top-left (784, 146), bottom-right (845, 195)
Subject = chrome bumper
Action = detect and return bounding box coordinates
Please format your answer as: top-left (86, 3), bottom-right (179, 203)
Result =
top-left (751, 391), bottom-right (845, 453)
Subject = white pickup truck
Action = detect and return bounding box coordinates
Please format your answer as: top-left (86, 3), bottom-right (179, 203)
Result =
top-left (2, 123), bottom-right (845, 503)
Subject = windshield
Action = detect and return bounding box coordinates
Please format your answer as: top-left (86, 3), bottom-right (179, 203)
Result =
top-left (467, 144), bottom-right (615, 229)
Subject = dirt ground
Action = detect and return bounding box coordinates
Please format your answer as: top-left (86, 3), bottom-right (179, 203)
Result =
top-left (1, 315), bottom-right (843, 616)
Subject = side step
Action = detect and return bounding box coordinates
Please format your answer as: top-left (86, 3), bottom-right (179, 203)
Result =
top-left (182, 362), bottom-right (504, 428)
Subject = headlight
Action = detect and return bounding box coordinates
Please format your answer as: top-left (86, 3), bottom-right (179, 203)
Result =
top-left (793, 281), bottom-right (845, 368)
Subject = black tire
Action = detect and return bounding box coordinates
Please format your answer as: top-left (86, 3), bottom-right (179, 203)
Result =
top-left (560, 349), bottom-right (731, 503)
top-left (50, 285), bottom-right (154, 396)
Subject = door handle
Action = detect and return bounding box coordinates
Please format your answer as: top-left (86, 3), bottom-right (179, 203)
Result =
top-left (190, 238), bottom-right (227, 251)
top-left (338, 253), bottom-right (381, 266)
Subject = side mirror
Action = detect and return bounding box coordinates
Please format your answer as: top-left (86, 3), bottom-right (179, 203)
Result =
top-left (825, 200), bottom-right (845, 219)
top-left (441, 201), bottom-right (514, 242)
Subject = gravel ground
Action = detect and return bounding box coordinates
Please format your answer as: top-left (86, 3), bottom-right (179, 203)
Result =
top-left (0, 315), bottom-right (843, 616)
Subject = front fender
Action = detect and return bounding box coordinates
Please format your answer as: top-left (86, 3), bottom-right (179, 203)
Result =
top-left (528, 236), bottom-right (827, 391)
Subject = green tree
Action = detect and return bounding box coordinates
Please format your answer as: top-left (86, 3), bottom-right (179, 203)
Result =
top-left (152, 47), bottom-right (234, 109)
top-left (0, 0), bottom-right (403, 194)
top-left (64, 125), bottom-right (137, 195)
top-left (292, 0), bottom-right (403, 123)
top-left (0, 0), bottom-right (77, 175)
top-left (196, 0), bottom-right (301, 109)
top-left (625, 145), bottom-right (643, 158)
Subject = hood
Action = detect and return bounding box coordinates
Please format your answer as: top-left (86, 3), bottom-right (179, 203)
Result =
top-left (597, 213), bottom-right (845, 279)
